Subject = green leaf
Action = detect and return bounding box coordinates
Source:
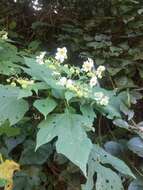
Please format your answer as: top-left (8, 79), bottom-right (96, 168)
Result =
top-left (128, 137), bottom-right (143, 158)
top-left (0, 40), bottom-right (17, 61)
top-left (82, 144), bottom-right (134, 190)
top-left (93, 144), bottom-right (134, 178)
top-left (0, 125), bottom-right (20, 137)
top-left (0, 85), bottom-right (29, 125)
top-left (65, 91), bottom-right (77, 102)
top-left (0, 97), bottom-right (28, 125)
top-left (13, 169), bottom-right (43, 190)
top-left (23, 57), bottom-right (60, 89)
top-left (36, 112), bottom-right (92, 176)
top-left (0, 61), bottom-right (19, 76)
top-left (28, 40), bottom-right (41, 51)
top-left (17, 89), bottom-right (33, 99)
top-left (120, 102), bottom-right (134, 120)
top-left (82, 156), bottom-right (124, 190)
top-left (113, 119), bottom-right (129, 129)
top-left (128, 179), bottom-right (143, 190)
top-left (107, 67), bottom-right (122, 76)
top-left (20, 142), bottom-right (53, 165)
top-left (0, 40), bottom-right (20, 76)
top-left (27, 82), bottom-right (49, 94)
top-left (0, 178), bottom-right (7, 187)
top-left (104, 141), bottom-right (123, 157)
top-left (80, 104), bottom-right (96, 131)
top-left (115, 76), bottom-right (135, 88)
top-left (92, 87), bottom-right (121, 119)
top-left (34, 98), bottom-right (57, 119)
top-left (95, 163), bottom-right (124, 190)
top-left (5, 135), bottom-right (25, 153)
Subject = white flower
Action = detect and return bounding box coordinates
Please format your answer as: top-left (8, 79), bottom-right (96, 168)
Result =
top-left (94, 92), bottom-right (109, 106)
top-left (94, 92), bottom-right (104, 101)
top-left (96, 65), bottom-right (105, 78)
top-left (55, 47), bottom-right (67, 63)
top-left (58, 77), bottom-right (67, 86)
top-left (82, 58), bottom-right (94, 72)
top-left (66, 79), bottom-right (74, 88)
top-left (36, 52), bottom-right (46, 65)
top-left (58, 77), bottom-right (74, 89)
top-left (64, 64), bottom-right (68, 68)
top-left (2, 33), bottom-right (8, 40)
top-left (52, 71), bottom-right (60, 76)
top-left (32, 0), bottom-right (42, 11)
top-left (29, 80), bottom-right (34, 85)
top-left (100, 96), bottom-right (109, 106)
top-left (90, 76), bottom-right (98, 88)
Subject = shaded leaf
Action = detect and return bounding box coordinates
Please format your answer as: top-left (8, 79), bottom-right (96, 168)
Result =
top-left (20, 143), bottom-right (53, 165)
top-left (128, 137), bottom-right (143, 157)
top-left (128, 179), bottom-right (143, 190)
top-left (104, 141), bottom-right (123, 157)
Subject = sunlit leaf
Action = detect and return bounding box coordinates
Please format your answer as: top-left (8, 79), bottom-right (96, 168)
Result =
top-left (34, 97), bottom-right (57, 119)
top-left (36, 111), bottom-right (92, 176)
top-left (0, 85), bottom-right (29, 125)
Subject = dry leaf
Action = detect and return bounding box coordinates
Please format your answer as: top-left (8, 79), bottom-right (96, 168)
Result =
top-left (0, 159), bottom-right (20, 190)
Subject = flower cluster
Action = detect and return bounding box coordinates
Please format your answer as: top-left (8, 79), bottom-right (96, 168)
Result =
top-left (58, 77), bottom-right (74, 89)
top-left (58, 76), bottom-right (89, 98)
top-left (90, 76), bottom-right (98, 88)
top-left (36, 52), bottom-right (46, 65)
top-left (36, 47), bottom-right (109, 106)
top-left (7, 77), bottom-right (34, 88)
top-left (82, 58), bottom-right (94, 72)
top-left (82, 58), bottom-right (105, 88)
top-left (0, 31), bottom-right (8, 40)
top-left (94, 92), bottom-right (109, 106)
top-left (17, 78), bottom-right (34, 89)
top-left (55, 47), bottom-right (67, 63)
top-left (96, 66), bottom-right (106, 79)
top-left (2, 33), bottom-right (8, 40)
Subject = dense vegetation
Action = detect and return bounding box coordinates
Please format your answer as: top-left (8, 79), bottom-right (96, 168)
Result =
top-left (0, 0), bottom-right (143, 190)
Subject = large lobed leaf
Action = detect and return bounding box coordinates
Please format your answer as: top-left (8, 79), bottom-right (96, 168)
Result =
top-left (82, 144), bottom-right (134, 190)
top-left (36, 111), bottom-right (92, 176)
top-left (0, 85), bottom-right (29, 125)
top-left (23, 57), bottom-right (61, 89)
top-left (0, 40), bottom-right (21, 76)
